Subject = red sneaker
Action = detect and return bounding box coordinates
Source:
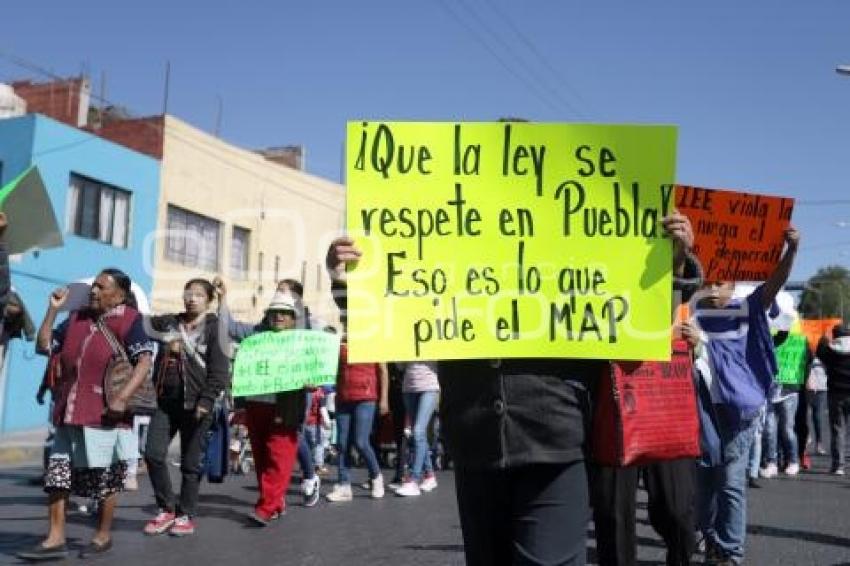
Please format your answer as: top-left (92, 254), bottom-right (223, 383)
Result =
top-left (169, 515), bottom-right (195, 537)
top-left (143, 511), bottom-right (176, 535)
top-left (802, 453), bottom-right (812, 470)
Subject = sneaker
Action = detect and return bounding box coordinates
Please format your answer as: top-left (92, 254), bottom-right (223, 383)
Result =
top-left (144, 510), bottom-right (176, 535)
top-left (389, 475), bottom-right (407, 491)
top-left (169, 515), bottom-right (195, 537)
top-left (303, 476), bottom-right (321, 507)
top-left (747, 477), bottom-right (762, 489)
top-left (326, 483), bottom-right (353, 503)
top-left (759, 463), bottom-right (778, 478)
top-left (801, 453), bottom-right (812, 470)
top-left (420, 474), bottom-right (438, 492)
top-left (124, 475), bottom-right (138, 491)
top-left (371, 474), bottom-right (385, 499)
top-left (394, 480), bottom-right (421, 497)
top-left (785, 462), bottom-right (800, 476)
top-left (832, 467), bottom-right (846, 476)
top-left (704, 541), bottom-right (732, 565)
top-left (816, 444), bottom-right (827, 455)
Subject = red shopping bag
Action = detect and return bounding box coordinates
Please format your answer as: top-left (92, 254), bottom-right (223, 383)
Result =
top-left (592, 340), bottom-right (700, 467)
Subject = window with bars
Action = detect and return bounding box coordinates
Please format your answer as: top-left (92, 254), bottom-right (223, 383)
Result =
top-left (165, 205), bottom-right (220, 271)
top-left (231, 226), bottom-right (251, 279)
top-left (67, 173), bottom-right (131, 248)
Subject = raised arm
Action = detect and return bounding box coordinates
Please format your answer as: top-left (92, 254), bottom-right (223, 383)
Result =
top-left (761, 227), bottom-right (800, 310)
top-left (662, 213), bottom-right (703, 315)
top-left (37, 288), bottom-right (69, 355)
top-left (213, 276), bottom-right (259, 342)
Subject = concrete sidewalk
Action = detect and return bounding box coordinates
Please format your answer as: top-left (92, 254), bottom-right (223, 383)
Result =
top-left (0, 427), bottom-right (46, 470)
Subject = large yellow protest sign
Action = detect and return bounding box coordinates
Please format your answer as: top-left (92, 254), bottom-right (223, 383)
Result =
top-left (346, 122), bottom-right (677, 362)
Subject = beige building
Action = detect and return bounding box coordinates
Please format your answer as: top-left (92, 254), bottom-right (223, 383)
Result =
top-left (150, 116), bottom-right (345, 323)
top-left (7, 77), bottom-right (346, 324)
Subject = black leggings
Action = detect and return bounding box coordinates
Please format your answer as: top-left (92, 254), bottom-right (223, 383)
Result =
top-left (590, 459), bottom-right (697, 566)
top-left (454, 462), bottom-right (588, 566)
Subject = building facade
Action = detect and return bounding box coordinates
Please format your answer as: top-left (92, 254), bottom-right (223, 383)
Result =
top-left (96, 115), bottom-right (346, 325)
top-left (0, 114), bottom-right (160, 433)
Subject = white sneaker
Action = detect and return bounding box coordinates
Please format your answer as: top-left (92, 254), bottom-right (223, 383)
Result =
top-left (302, 476), bottom-right (322, 507)
top-left (784, 463), bottom-right (800, 476)
top-left (370, 474), bottom-right (385, 499)
top-left (420, 474), bottom-right (438, 492)
top-left (325, 483), bottom-right (353, 503)
top-left (759, 463), bottom-right (778, 478)
top-left (394, 480), bottom-right (421, 497)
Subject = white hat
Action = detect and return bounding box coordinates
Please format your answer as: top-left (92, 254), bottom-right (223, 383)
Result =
top-left (266, 292), bottom-right (297, 314)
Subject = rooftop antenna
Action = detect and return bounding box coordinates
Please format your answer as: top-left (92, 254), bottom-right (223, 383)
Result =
top-left (214, 95), bottom-right (223, 137)
top-left (162, 61), bottom-right (171, 115)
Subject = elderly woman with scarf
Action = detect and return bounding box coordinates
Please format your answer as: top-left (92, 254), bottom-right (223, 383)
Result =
top-left (19, 269), bottom-right (154, 561)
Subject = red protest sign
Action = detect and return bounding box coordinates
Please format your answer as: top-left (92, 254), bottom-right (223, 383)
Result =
top-left (675, 185), bottom-right (794, 282)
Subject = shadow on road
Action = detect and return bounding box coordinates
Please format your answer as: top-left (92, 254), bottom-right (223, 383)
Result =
top-left (748, 524), bottom-right (850, 548)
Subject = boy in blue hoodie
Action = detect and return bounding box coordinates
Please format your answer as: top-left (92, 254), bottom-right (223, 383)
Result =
top-left (685, 227), bottom-right (799, 565)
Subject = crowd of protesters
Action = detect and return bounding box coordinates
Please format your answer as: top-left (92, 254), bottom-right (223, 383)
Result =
top-left (7, 202), bottom-right (850, 566)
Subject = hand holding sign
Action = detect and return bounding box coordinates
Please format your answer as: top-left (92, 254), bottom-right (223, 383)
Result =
top-left (784, 227), bottom-right (800, 251)
top-left (327, 236), bottom-right (361, 281)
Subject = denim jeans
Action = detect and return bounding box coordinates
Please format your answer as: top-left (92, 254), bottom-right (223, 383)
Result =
top-left (335, 401), bottom-right (381, 484)
top-left (297, 390), bottom-right (316, 479)
top-left (403, 391), bottom-right (438, 481)
top-left (828, 391), bottom-right (850, 470)
top-left (747, 405), bottom-right (766, 479)
top-left (698, 411), bottom-right (758, 563)
top-left (764, 394), bottom-right (799, 466)
top-left (303, 424), bottom-right (326, 467)
top-left (806, 390), bottom-right (827, 448)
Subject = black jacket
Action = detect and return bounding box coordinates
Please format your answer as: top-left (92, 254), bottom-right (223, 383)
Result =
top-left (148, 313), bottom-right (230, 412)
top-left (817, 335), bottom-right (850, 394)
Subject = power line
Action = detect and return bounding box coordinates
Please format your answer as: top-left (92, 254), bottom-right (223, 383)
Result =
top-left (484, 0), bottom-right (590, 117)
top-left (0, 47), bottom-right (346, 209)
top-left (433, 0), bottom-right (564, 116)
top-left (453, 0), bottom-right (586, 119)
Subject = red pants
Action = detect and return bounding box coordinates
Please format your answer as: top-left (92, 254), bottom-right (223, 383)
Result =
top-left (245, 402), bottom-right (298, 519)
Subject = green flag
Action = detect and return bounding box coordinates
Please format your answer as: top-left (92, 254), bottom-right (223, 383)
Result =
top-left (0, 166), bottom-right (63, 254)
top-left (232, 330), bottom-right (341, 397)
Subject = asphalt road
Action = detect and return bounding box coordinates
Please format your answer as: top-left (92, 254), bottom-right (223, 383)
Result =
top-left (0, 453), bottom-right (848, 565)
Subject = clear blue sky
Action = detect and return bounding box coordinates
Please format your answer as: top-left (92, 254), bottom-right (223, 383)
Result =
top-left (2, 1), bottom-right (848, 280)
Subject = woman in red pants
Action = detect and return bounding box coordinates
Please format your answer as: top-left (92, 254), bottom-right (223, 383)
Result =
top-left (218, 284), bottom-right (306, 525)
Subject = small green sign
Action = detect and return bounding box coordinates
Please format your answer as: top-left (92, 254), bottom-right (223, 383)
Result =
top-left (775, 333), bottom-right (807, 385)
top-left (232, 330), bottom-right (340, 397)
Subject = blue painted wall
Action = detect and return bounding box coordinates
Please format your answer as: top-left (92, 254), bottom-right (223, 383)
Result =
top-left (0, 114), bottom-right (160, 433)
